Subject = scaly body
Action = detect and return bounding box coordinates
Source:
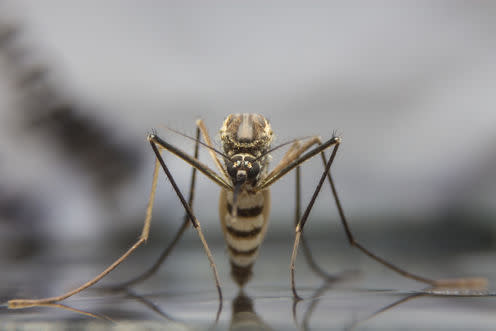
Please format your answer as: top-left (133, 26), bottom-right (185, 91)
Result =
top-left (218, 113), bottom-right (273, 285)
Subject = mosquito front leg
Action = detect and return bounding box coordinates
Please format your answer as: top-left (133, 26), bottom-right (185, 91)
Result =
top-left (290, 140), bottom-right (342, 299)
top-left (256, 136), bottom-right (341, 191)
top-left (107, 127), bottom-right (202, 291)
top-left (149, 134), bottom-right (223, 301)
top-left (8, 151), bottom-right (163, 309)
top-left (151, 133), bottom-right (231, 190)
top-left (294, 164), bottom-right (337, 281)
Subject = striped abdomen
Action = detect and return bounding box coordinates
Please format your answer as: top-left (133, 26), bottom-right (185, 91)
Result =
top-left (219, 188), bottom-right (271, 286)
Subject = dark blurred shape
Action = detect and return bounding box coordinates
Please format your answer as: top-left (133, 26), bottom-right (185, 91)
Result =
top-left (0, 182), bottom-right (43, 260)
top-left (0, 17), bottom-right (142, 199)
top-left (231, 290), bottom-right (272, 331)
top-left (440, 134), bottom-right (496, 216)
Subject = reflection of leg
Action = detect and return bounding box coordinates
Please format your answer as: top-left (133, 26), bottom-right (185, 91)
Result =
top-left (301, 281), bottom-right (335, 331)
top-left (107, 127), bottom-right (201, 290)
top-left (38, 303), bottom-right (113, 321)
top-left (123, 288), bottom-right (179, 322)
top-left (349, 292), bottom-right (425, 330)
top-left (292, 271), bottom-right (359, 329)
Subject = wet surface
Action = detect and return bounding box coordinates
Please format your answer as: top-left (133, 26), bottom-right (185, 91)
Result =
top-left (3, 287), bottom-right (496, 330)
top-left (2, 238), bottom-right (496, 330)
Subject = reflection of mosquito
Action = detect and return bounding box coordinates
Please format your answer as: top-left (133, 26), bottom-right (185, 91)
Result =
top-left (8, 113), bottom-right (486, 310)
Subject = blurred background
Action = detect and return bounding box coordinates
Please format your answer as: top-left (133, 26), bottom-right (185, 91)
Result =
top-left (1, 0), bottom-right (496, 307)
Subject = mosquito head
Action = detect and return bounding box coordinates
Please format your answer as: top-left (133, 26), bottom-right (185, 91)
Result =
top-left (225, 154), bottom-right (261, 186)
top-left (225, 153), bottom-right (261, 218)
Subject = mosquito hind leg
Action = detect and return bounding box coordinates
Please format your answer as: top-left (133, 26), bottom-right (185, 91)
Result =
top-left (320, 147), bottom-right (488, 289)
top-left (8, 151), bottom-right (163, 309)
top-left (290, 135), bottom-right (486, 300)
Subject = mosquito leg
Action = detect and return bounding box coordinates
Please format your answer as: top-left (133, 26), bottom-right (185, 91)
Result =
top-left (319, 146), bottom-right (487, 288)
top-left (290, 141), bottom-right (341, 299)
top-left (256, 136), bottom-right (340, 191)
top-left (266, 137), bottom-right (320, 181)
top-left (294, 165), bottom-right (301, 227)
top-left (107, 127), bottom-right (202, 291)
top-left (124, 288), bottom-right (180, 322)
top-left (149, 135), bottom-right (223, 301)
top-left (8, 152), bottom-right (163, 309)
top-left (295, 164), bottom-right (337, 281)
top-left (151, 133), bottom-right (231, 190)
top-left (196, 119), bottom-right (228, 179)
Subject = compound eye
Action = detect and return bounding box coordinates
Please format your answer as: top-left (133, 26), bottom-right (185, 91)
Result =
top-left (247, 161), bottom-right (260, 179)
top-left (225, 160), bottom-right (235, 178)
top-left (244, 161), bottom-right (252, 169)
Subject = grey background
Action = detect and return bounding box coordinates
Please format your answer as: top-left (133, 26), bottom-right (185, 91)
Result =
top-left (1, 1), bottom-right (495, 248)
top-left (2, 2), bottom-right (496, 328)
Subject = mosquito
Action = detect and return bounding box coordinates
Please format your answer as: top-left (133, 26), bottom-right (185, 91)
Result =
top-left (8, 113), bottom-right (486, 310)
